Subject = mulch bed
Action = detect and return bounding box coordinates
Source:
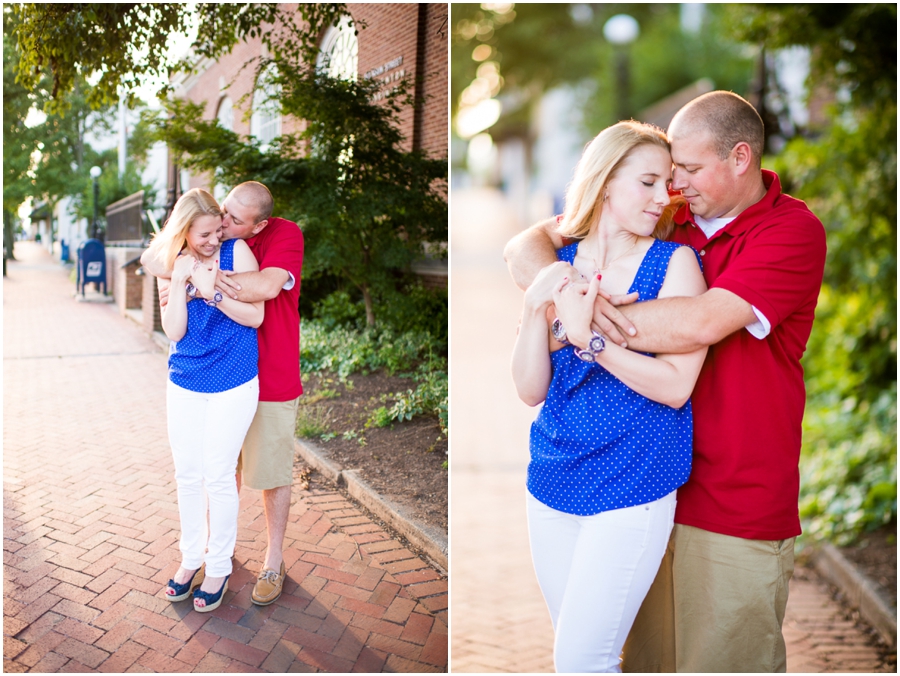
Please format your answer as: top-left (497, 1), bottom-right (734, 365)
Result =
top-left (297, 371), bottom-right (448, 532)
top-left (837, 523), bottom-right (897, 609)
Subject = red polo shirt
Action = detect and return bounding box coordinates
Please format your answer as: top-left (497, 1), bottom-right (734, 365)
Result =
top-left (669, 170), bottom-right (826, 539)
top-left (246, 217), bottom-right (304, 402)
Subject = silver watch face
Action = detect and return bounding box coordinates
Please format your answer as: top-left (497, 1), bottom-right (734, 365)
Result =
top-left (551, 318), bottom-right (568, 343)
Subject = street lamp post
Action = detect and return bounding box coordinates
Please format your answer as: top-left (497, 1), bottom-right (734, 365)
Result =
top-left (90, 166), bottom-right (102, 240)
top-left (603, 14), bottom-right (640, 122)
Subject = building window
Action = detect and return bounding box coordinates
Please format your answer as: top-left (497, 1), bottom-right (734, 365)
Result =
top-left (317, 18), bottom-right (359, 81)
top-left (216, 96), bottom-right (233, 131)
top-left (250, 65), bottom-right (281, 149)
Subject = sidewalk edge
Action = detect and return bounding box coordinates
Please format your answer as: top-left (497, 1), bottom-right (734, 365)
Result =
top-left (812, 543), bottom-right (897, 648)
top-left (294, 438), bottom-right (448, 573)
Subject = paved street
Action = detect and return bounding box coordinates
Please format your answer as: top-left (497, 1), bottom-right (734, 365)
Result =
top-left (3, 241), bottom-right (447, 673)
top-left (449, 187), bottom-right (891, 673)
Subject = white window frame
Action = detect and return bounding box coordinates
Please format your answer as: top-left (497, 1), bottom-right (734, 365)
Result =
top-left (250, 65), bottom-right (282, 149)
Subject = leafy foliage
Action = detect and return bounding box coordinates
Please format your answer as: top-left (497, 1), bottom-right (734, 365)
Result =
top-left (150, 62), bottom-right (447, 327)
top-left (734, 3), bottom-right (897, 543)
top-left (9, 4), bottom-right (355, 115)
top-left (451, 4), bottom-right (755, 134)
top-left (300, 318), bottom-right (447, 433)
top-left (367, 368), bottom-right (448, 437)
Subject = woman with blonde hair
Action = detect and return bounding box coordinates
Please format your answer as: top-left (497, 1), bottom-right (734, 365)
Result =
top-left (511, 121), bottom-right (707, 672)
top-left (147, 188), bottom-right (263, 612)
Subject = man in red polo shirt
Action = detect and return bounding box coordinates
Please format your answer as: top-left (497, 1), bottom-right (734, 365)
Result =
top-left (144, 181), bottom-right (304, 607)
top-left (505, 91), bottom-right (826, 672)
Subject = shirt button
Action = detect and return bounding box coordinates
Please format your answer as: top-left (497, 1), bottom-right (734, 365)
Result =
top-left (700, 250), bottom-right (706, 256)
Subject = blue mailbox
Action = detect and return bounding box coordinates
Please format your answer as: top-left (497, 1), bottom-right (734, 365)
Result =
top-left (77, 239), bottom-right (107, 295)
top-left (60, 238), bottom-right (70, 263)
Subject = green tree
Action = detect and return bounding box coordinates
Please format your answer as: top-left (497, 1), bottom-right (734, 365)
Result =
top-left (150, 67), bottom-right (447, 328)
top-left (3, 8), bottom-right (39, 259)
top-left (451, 4), bottom-right (756, 136)
top-left (727, 3), bottom-right (897, 543)
top-left (9, 3), bottom-right (351, 114)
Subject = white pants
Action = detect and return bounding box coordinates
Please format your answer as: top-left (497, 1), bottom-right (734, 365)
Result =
top-left (527, 491), bottom-right (677, 673)
top-left (167, 378), bottom-right (259, 577)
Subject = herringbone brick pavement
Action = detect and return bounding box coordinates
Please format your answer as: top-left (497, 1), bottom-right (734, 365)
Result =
top-left (449, 187), bottom-right (892, 674)
top-left (3, 241), bottom-right (447, 673)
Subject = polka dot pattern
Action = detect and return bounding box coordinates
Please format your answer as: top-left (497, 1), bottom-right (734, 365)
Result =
top-left (168, 239), bottom-right (259, 393)
top-left (528, 239), bottom-right (700, 516)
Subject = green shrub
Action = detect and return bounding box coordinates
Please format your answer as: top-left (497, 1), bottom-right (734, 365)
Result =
top-left (295, 404), bottom-right (333, 438)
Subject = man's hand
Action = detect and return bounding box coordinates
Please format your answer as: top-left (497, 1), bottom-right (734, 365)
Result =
top-left (590, 291), bottom-right (639, 346)
top-left (215, 268), bottom-right (242, 300)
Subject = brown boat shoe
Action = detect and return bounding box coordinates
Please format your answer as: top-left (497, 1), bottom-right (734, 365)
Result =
top-left (251, 561), bottom-right (286, 606)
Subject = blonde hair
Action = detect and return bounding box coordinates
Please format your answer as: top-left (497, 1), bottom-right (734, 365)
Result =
top-left (147, 188), bottom-right (222, 270)
top-left (559, 120), bottom-right (684, 241)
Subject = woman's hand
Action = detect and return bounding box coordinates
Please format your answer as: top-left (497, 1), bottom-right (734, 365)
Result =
top-left (191, 258), bottom-right (219, 299)
top-left (525, 261), bottom-right (580, 311)
top-left (553, 274), bottom-right (602, 348)
top-left (172, 255), bottom-right (197, 284)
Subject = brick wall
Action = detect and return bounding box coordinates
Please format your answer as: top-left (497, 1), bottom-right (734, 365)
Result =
top-left (177, 2), bottom-right (447, 195)
top-left (142, 273), bottom-right (162, 334)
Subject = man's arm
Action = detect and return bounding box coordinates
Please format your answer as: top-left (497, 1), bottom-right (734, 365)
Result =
top-left (140, 247), bottom-right (170, 279)
top-left (503, 217), bottom-right (563, 290)
top-left (215, 267), bottom-right (290, 304)
top-left (505, 216), bottom-right (639, 344)
top-left (604, 287), bottom-right (758, 354)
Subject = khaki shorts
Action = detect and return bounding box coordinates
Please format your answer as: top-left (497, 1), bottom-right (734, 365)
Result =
top-left (237, 397), bottom-right (300, 490)
top-left (623, 523), bottom-right (795, 673)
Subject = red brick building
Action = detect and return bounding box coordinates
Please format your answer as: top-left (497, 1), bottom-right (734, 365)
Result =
top-left (172, 3), bottom-right (448, 192)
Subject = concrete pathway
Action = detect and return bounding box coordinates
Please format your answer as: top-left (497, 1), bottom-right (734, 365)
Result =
top-left (448, 187), bottom-right (891, 673)
top-left (3, 241), bottom-right (447, 673)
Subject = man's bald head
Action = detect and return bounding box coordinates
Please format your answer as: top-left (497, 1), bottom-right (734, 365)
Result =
top-left (669, 91), bottom-right (765, 167)
top-left (229, 181), bottom-right (274, 224)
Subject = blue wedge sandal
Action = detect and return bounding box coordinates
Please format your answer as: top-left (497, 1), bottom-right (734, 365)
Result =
top-left (193, 574), bottom-right (230, 613)
top-left (165, 566), bottom-right (205, 602)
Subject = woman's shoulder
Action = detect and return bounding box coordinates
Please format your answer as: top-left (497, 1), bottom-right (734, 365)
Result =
top-left (650, 239), bottom-right (701, 267)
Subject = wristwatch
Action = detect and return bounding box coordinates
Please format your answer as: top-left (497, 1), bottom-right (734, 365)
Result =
top-left (551, 318), bottom-right (570, 345)
top-left (574, 331), bottom-right (606, 363)
top-left (186, 282), bottom-right (198, 298)
top-left (205, 291), bottom-right (224, 308)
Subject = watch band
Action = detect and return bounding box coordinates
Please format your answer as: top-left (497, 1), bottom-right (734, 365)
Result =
top-left (574, 331), bottom-right (606, 363)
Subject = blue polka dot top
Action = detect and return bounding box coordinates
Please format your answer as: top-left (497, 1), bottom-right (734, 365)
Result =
top-left (168, 238), bottom-right (259, 393)
top-left (528, 239), bottom-right (699, 516)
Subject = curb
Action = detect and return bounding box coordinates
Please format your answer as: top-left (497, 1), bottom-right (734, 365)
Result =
top-left (294, 438), bottom-right (448, 573)
top-left (812, 542), bottom-right (897, 648)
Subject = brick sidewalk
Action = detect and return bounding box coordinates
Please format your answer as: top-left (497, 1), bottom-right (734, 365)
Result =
top-left (448, 188), bottom-right (891, 674)
top-left (3, 242), bottom-right (447, 673)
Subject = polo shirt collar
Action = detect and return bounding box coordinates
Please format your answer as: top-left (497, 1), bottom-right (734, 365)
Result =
top-left (674, 170), bottom-right (782, 239)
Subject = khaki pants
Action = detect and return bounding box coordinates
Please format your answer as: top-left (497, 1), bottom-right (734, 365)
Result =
top-left (622, 524), bottom-right (795, 673)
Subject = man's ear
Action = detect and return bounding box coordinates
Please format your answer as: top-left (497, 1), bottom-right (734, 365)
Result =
top-left (252, 219), bottom-right (269, 236)
top-left (731, 141), bottom-right (754, 176)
